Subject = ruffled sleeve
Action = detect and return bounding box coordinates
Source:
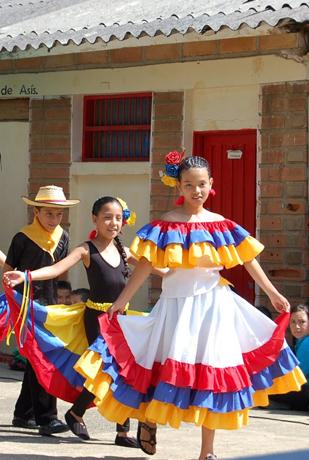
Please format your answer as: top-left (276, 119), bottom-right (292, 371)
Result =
top-left (130, 219), bottom-right (264, 269)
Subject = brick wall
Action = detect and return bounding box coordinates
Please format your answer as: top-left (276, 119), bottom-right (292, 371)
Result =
top-left (0, 32), bottom-right (304, 74)
top-left (0, 99), bottom-right (29, 121)
top-left (258, 81), bottom-right (309, 308)
top-left (29, 97), bottom-right (72, 227)
top-left (149, 91), bottom-right (184, 302)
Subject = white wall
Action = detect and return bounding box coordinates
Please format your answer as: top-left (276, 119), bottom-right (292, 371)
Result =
top-left (69, 166), bottom-right (150, 309)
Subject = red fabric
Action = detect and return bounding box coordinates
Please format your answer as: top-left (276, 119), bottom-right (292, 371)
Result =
top-left (149, 218), bottom-right (238, 235)
top-left (0, 313), bottom-right (9, 342)
top-left (243, 312), bottom-right (289, 374)
top-left (100, 312), bottom-right (288, 394)
top-left (175, 195), bottom-right (185, 206)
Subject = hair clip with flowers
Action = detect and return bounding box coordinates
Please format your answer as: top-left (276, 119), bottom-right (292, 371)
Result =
top-left (159, 150), bottom-right (184, 187)
top-left (116, 197), bottom-right (136, 226)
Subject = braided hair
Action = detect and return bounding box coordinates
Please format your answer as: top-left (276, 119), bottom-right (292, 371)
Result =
top-left (92, 196), bottom-right (130, 279)
top-left (177, 156), bottom-right (212, 180)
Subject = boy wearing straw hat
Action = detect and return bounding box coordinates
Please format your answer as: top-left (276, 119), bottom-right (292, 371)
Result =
top-left (3, 185), bottom-right (79, 435)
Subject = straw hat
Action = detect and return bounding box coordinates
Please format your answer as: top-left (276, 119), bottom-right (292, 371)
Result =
top-left (22, 185), bottom-right (80, 208)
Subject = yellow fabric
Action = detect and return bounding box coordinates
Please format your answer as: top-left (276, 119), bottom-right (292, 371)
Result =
top-left (6, 274), bottom-right (31, 346)
top-left (75, 351), bottom-right (305, 431)
top-left (46, 302), bottom-right (88, 355)
top-left (21, 217), bottom-right (63, 260)
top-left (161, 174), bottom-right (177, 187)
top-left (130, 236), bottom-right (264, 269)
top-left (86, 299), bottom-right (128, 313)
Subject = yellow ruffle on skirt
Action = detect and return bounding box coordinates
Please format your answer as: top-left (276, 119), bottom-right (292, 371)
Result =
top-left (75, 350), bottom-right (306, 431)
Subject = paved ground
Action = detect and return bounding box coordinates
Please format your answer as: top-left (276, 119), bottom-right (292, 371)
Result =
top-left (0, 363), bottom-right (309, 460)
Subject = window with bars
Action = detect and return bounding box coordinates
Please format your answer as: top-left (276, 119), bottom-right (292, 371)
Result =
top-left (82, 93), bottom-right (152, 161)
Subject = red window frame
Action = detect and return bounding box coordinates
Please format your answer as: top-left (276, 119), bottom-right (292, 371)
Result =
top-left (82, 92), bottom-right (152, 162)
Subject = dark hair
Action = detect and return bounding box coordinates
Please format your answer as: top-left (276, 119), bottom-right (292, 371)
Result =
top-left (71, 288), bottom-right (90, 302)
top-left (291, 303), bottom-right (309, 317)
top-left (92, 196), bottom-right (122, 216)
top-left (178, 156), bottom-right (212, 180)
top-left (56, 280), bottom-right (72, 291)
top-left (91, 196), bottom-right (130, 279)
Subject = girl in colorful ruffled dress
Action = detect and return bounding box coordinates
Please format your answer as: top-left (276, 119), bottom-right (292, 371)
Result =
top-left (67, 153), bottom-right (304, 460)
top-left (3, 196), bottom-right (141, 447)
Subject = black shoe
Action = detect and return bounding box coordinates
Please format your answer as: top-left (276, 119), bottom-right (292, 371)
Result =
top-left (38, 419), bottom-right (69, 436)
top-left (12, 417), bottom-right (38, 429)
top-left (64, 410), bottom-right (90, 440)
top-left (115, 434), bottom-right (139, 448)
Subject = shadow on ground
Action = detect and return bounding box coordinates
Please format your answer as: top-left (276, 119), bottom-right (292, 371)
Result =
top-left (226, 451), bottom-right (309, 460)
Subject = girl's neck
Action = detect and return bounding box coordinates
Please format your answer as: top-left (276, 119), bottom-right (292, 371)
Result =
top-left (181, 202), bottom-right (206, 217)
top-left (93, 235), bottom-right (115, 249)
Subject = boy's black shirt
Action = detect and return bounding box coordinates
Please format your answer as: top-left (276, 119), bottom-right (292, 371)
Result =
top-left (6, 231), bottom-right (69, 304)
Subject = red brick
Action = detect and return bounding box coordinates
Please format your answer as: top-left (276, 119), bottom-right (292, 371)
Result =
top-left (154, 92), bottom-right (184, 103)
top-left (261, 149), bottom-right (284, 163)
top-left (259, 33), bottom-right (299, 50)
top-left (15, 56), bottom-right (46, 71)
top-left (154, 102), bottom-right (183, 118)
top-left (110, 47), bottom-right (143, 64)
top-left (260, 166), bottom-right (281, 181)
top-left (44, 107), bottom-right (72, 120)
top-left (260, 249), bottom-right (283, 262)
top-left (220, 36), bottom-right (257, 53)
top-left (261, 115), bottom-right (285, 129)
top-left (281, 166), bottom-right (306, 181)
top-left (75, 51), bottom-right (109, 66)
top-left (0, 60), bottom-right (14, 72)
top-left (44, 54), bottom-right (75, 69)
top-left (270, 96), bottom-right (288, 112)
top-left (144, 44), bottom-right (181, 62)
top-left (31, 152), bottom-right (71, 164)
top-left (0, 99), bottom-right (29, 121)
top-left (260, 216), bottom-right (282, 230)
top-left (152, 133), bottom-right (183, 149)
top-left (153, 119), bottom-right (183, 132)
top-left (260, 183), bottom-right (283, 197)
top-left (183, 40), bottom-right (218, 57)
top-left (31, 166), bottom-right (70, 179)
top-left (262, 83), bottom-right (287, 94)
top-left (288, 96), bottom-right (307, 111)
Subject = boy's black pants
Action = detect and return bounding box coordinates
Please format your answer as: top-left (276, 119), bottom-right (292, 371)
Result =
top-left (14, 361), bottom-right (57, 426)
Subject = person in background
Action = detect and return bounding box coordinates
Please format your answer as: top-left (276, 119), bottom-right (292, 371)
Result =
top-left (56, 280), bottom-right (72, 305)
top-left (71, 288), bottom-right (90, 304)
top-left (270, 303), bottom-right (309, 411)
top-left (2, 185), bottom-right (79, 435)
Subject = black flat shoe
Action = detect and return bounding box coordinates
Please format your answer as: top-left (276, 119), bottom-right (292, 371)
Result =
top-left (39, 419), bottom-right (69, 436)
top-left (115, 434), bottom-right (139, 448)
top-left (12, 417), bottom-right (38, 429)
top-left (65, 410), bottom-right (90, 440)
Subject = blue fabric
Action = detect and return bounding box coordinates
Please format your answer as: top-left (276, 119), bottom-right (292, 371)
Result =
top-left (295, 336), bottom-right (309, 382)
top-left (135, 221), bottom-right (250, 250)
top-left (89, 335), bottom-right (298, 412)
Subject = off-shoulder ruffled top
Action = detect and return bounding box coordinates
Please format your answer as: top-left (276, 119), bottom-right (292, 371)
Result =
top-left (130, 219), bottom-right (264, 269)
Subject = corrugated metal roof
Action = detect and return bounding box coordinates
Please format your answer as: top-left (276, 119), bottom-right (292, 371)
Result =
top-left (0, 0), bottom-right (308, 52)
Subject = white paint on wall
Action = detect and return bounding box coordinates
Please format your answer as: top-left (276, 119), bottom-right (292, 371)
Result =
top-left (69, 171), bottom-right (150, 310)
top-left (0, 122), bottom-right (29, 254)
top-left (0, 55), bottom-right (305, 98)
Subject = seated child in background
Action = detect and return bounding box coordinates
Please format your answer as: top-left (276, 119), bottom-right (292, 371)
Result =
top-left (56, 280), bottom-right (72, 305)
top-left (71, 288), bottom-right (90, 304)
top-left (270, 303), bottom-right (309, 411)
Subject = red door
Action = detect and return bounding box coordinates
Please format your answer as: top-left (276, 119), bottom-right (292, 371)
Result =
top-left (193, 129), bottom-right (257, 303)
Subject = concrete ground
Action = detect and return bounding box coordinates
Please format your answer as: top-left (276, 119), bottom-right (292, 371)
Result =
top-left (0, 363), bottom-right (309, 460)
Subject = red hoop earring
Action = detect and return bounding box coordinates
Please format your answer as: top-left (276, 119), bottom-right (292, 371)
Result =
top-left (175, 195), bottom-right (185, 205)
